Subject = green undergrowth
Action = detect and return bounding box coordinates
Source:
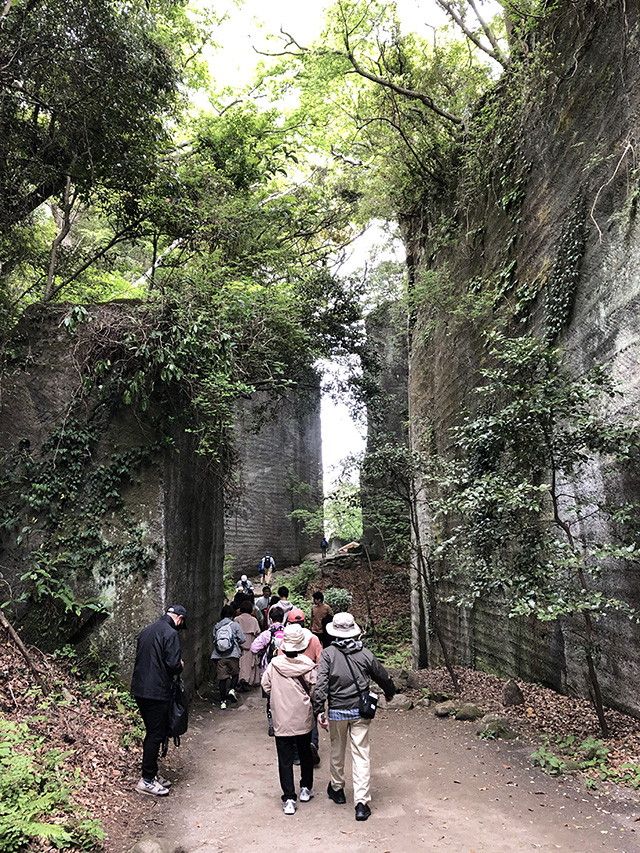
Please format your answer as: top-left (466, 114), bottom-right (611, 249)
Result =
top-left (0, 645), bottom-right (143, 852)
top-left (0, 719), bottom-right (105, 852)
top-left (531, 735), bottom-right (640, 789)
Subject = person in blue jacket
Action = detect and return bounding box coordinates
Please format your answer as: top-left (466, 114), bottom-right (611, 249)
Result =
top-left (130, 604), bottom-right (186, 796)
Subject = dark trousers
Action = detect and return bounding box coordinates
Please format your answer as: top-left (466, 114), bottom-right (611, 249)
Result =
top-left (135, 697), bottom-right (170, 781)
top-left (275, 731), bottom-right (313, 801)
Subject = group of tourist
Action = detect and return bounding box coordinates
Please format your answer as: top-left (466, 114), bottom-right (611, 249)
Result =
top-left (129, 568), bottom-right (396, 822)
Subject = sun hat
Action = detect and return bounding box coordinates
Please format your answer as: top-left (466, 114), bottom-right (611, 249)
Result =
top-left (287, 607), bottom-right (305, 625)
top-left (241, 574), bottom-right (248, 582)
top-left (282, 623), bottom-right (308, 653)
top-left (325, 612), bottom-right (361, 638)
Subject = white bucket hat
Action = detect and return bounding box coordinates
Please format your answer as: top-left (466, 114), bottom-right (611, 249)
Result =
top-left (282, 623), bottom-right (308, 653)
top-left (326, 612), bottom-right (361, 638)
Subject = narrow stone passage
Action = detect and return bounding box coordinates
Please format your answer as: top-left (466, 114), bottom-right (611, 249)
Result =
top-left (137, 691), bottom-right (637, 852)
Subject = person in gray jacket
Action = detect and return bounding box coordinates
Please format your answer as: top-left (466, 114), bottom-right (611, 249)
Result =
top-left (210, 604), bottom-right (245, 708)
top-left (314, 612), bottom-right (395, 822)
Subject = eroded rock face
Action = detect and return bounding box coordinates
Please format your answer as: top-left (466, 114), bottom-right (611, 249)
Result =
top-left (225, 386), bottom-right (322, 574)
top-left (407, 1), bottom-right (640, 717)
top-left (0, 302), bottom-right (319, 689)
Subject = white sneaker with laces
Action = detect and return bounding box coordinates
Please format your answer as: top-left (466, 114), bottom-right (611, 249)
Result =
top-left (283, 798), bottom-right (296, 815)
top-left (135, 778), bottom-right (169, 796)
top-left (155, 774), bottom-right (172, 788)
top-left (299, 787), bottom-right (313, 802)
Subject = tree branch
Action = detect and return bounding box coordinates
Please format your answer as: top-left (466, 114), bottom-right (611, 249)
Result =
top-left (434, 0), bottom-right (510, 68)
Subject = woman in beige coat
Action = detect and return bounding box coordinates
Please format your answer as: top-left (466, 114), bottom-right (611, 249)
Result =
top-left (261, 623), bottom-right (317, 815)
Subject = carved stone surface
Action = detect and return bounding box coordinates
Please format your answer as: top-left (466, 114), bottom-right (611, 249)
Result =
top-left (406, 1), bottom-right (640, 716)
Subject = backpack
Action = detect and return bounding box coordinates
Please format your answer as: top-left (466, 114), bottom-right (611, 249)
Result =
top-left (161, 677), bottom-right (189, 757)
top-left (266, 624), bottom-right (285, 663)
top-left (215, 621), bottom-right (235, 653)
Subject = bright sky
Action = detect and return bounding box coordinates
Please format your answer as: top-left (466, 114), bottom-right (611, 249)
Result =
top-left (208, 0), bottom-right (449, 89)
top-left (206, 0), bottom-right (500, 492)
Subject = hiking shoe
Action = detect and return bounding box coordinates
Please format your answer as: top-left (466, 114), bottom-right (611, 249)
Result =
top-left (136, 778), bottom-right (169, 797)
top-left (299, 787), bottom-right (314, 802)
top-left (155, 774), bottom-right (172, 788)
top-left (283, 798), bottom-right (296, 815)
top-left (292, 757), bottom-right (301, 766)
top-left (310, 743), bottom-right (320, 766)
top-left (220, 701), bottom-right (227, 709)
top-left (355, 802), bottom-right (371, 821)
top-left (327, 783), bottom-right (346, 804)
top-left (227, 689), bottom-right (238, 703)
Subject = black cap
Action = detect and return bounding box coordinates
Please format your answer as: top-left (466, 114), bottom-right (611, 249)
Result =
top-left (167, 604), bottom-right (187, 627)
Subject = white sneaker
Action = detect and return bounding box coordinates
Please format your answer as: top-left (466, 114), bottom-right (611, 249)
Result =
top-left (300, 787), bottom-right (314, 802)
top-left (135, 778), bottom-right (169, 796)
top-left (283, 798), bottom-right (296, 815)
top-left (155, 774), bottom-right (172, 788)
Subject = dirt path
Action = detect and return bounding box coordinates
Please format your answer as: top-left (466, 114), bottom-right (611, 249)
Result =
top-left (134, 690), bottom-right (639, 853)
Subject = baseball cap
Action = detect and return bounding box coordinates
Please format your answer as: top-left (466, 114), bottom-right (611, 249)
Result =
top-left (287, 607), bottom-right (305, 625)
top-left (167, 604), bottom-right (187, 627)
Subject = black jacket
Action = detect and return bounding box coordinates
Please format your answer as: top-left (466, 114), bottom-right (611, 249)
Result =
top-left (130, 614), bottom-right (183, 700)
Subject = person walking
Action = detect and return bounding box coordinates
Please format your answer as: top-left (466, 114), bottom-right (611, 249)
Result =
top-left (284, 607), bottom-right (322, 765)
top-left (320, 537), bottom-right (329, 558)
top-left (310, 591), bottom-right (334, 648)
top-left (235, 574), bottom-right (254, 595)
top-left (259, 551), bottom-right (275, 583)
top-left (234, 599), bottom-right (261, 690)
top-left (130, 604), bottom-right (187, 796)
top-left (314, 612), bottom-right (396, 822)
top-left (254, 585), bottom-right (272, 630)
top-left (277, 586), bottom-right (294, 622)
top-left (210, 604), bottom-right (246, 708)
top-left (261, 623), bottom-right (317, 815)
top-left (251, 604), bottom-right (286, 736)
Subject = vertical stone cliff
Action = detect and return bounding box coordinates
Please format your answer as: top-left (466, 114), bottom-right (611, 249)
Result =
top-left (406, 0), bottom-right (640, 715)
top-left (0, 303), bottom-right (225, 690)
top-left (361, 302), bottom-right (410, 556)
top-left (225, 384), bottom-right (323, 573)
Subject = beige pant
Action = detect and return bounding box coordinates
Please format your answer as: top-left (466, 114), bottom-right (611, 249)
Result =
top-left (328, 716), bottom-right (372, 804)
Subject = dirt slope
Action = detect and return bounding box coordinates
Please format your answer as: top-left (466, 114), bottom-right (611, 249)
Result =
top-left (130, 691), bottom-right (639, 853)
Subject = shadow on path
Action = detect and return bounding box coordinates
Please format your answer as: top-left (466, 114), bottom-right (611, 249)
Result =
top-left (139, 690), bottom-right (638, 852)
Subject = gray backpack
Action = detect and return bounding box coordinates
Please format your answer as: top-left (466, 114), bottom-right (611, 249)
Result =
top-left (215, 621), bottom-right (235, 653)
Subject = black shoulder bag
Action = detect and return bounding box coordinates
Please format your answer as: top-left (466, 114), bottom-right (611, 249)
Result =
top-left (162, 676), bottom-right (189, 757)
top-left (339, 650), bottom-right (378, 719)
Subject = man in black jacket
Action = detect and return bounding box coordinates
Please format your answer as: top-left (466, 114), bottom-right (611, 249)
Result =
top-left (131, 604), bottom-right (186, 796)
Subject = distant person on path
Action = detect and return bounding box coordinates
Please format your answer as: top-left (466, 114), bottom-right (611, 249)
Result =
top-left (234, 600), bottom-right (261, 690)
top-left (314, 612), bottom-right (396, 822)
top-left (321, 537), bottom-right (329, 558)
top-left (130, 604), bottom-right (187, 797)
top-left (259, 551), bottom-right (275, 583)
top-left (254, 585), bottom-right (271, 630)
top-left (262, 623), bottom-right (317, 815)
top-left (211, 604), bottom-right (246, 709)
top-left (235, 574), bottom-right (254, 595)
top-left (310, 591), bottom-right (334, 648)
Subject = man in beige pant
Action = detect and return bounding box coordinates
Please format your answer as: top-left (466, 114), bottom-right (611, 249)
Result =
top-left (314, 613), bottom-right (395, 822)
